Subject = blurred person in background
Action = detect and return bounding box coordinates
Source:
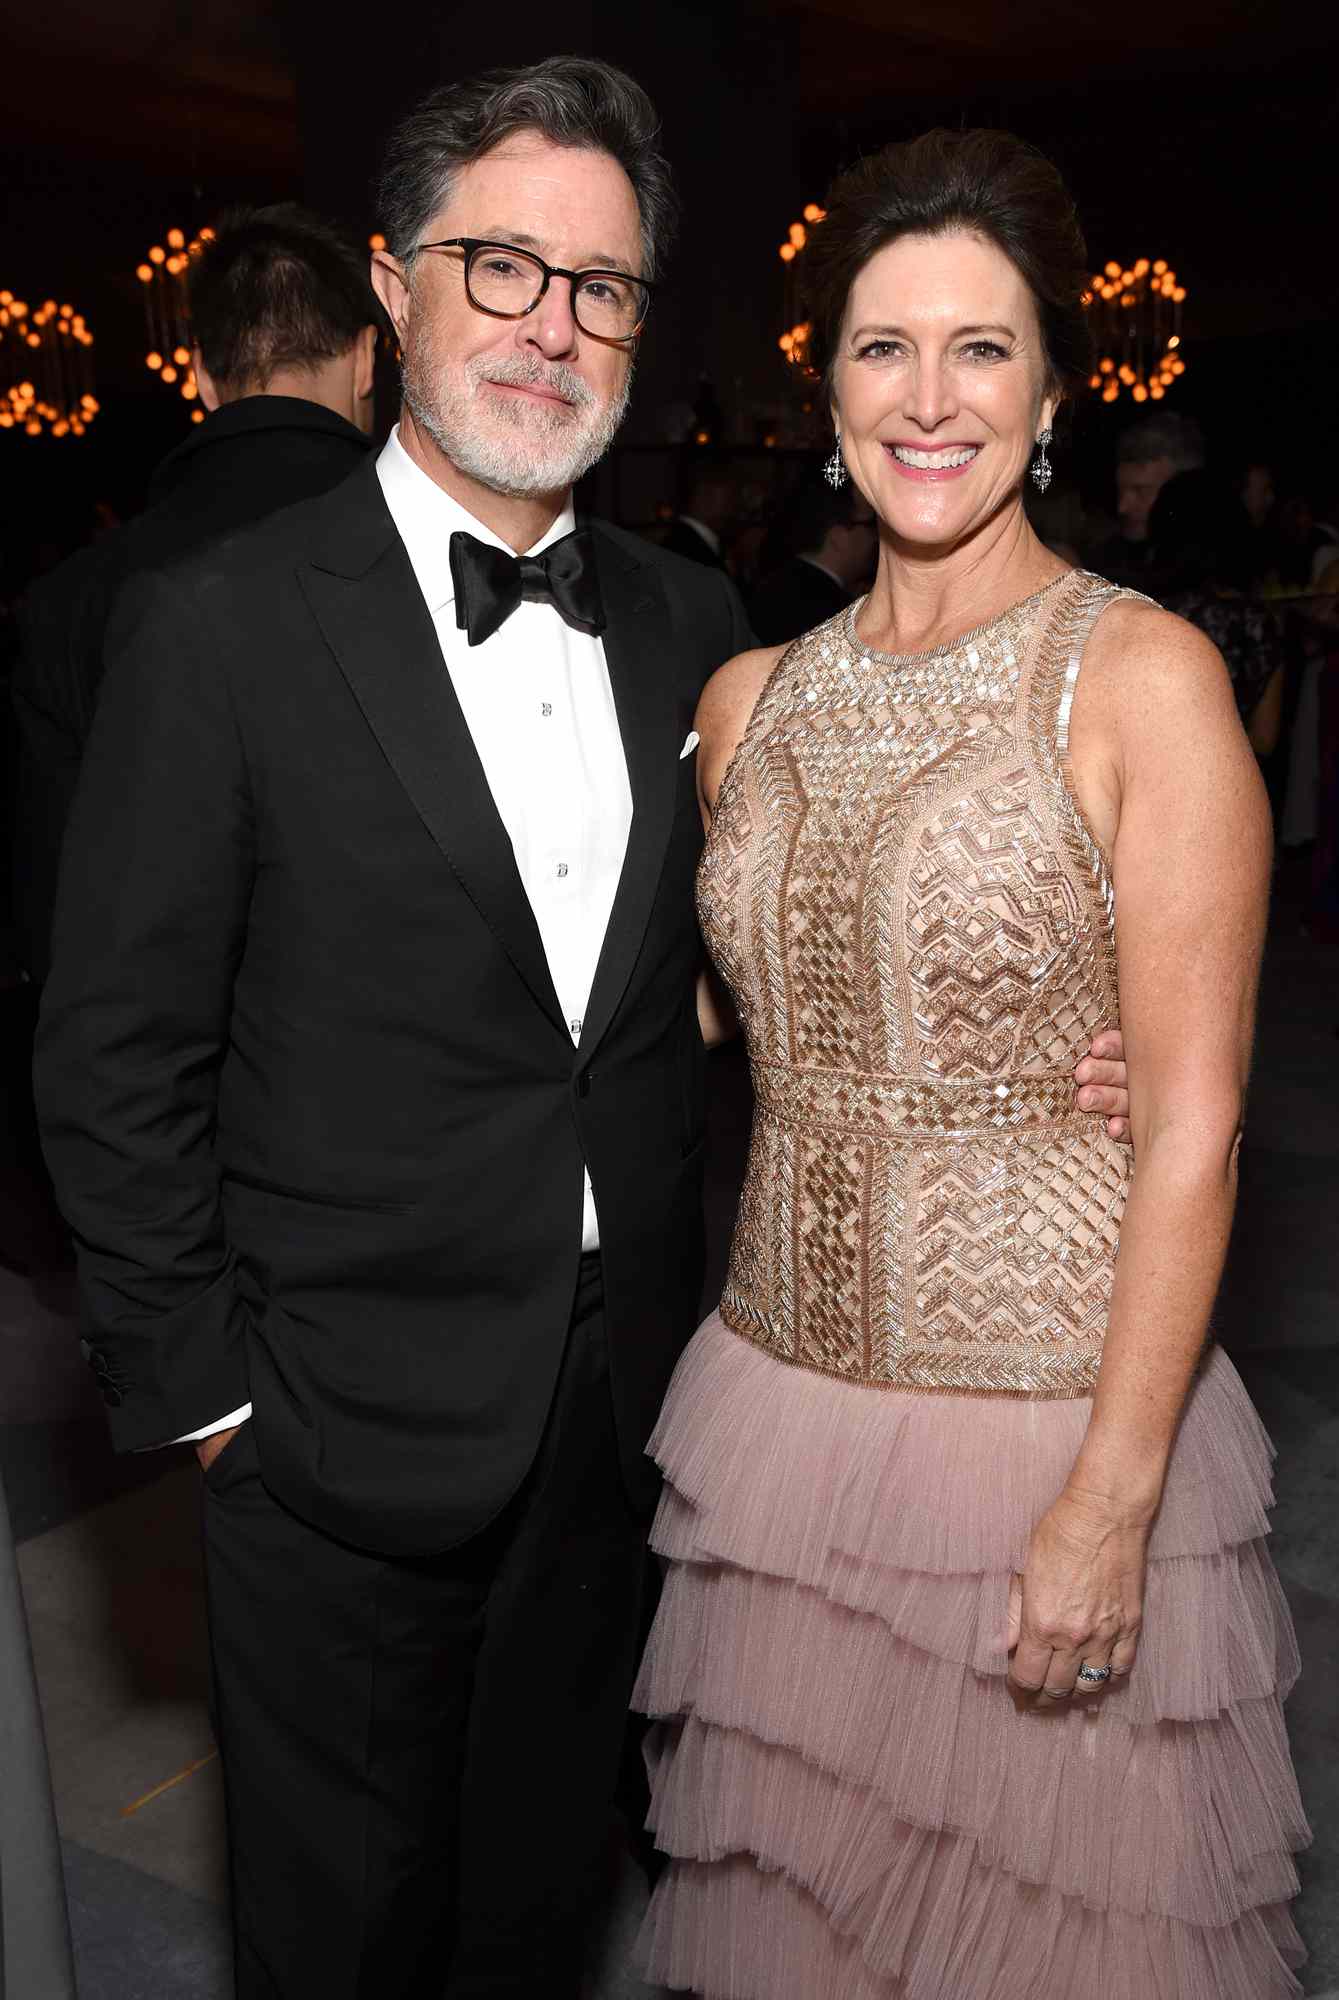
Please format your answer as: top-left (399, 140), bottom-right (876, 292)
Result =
top-left (11, 202), bottom-right (382, 984)
top-left (1238, 459), bottom-right (1276, 532)
top-left (1023, 470), bottom-right (1087, 565)
top-left (1150, 467), bottom-right (1288, 756)
top-left (1268, 488), bottom-right (1324, 594)
top-left (1089, 409), bottom-right (1205, 586)
top-left (1309, 482), bottom-right (1339, 586)
top-left (747, 467), bottom-right (877, 644)
top-left (660, 458), bottom-right (735, 567)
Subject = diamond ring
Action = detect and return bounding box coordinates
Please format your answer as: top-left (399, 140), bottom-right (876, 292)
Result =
top-left (1076, 1663), bottom-right (1112, 1686)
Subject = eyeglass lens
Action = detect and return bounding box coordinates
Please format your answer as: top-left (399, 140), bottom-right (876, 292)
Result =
top-left (467, 245), bottom-right (647, 337)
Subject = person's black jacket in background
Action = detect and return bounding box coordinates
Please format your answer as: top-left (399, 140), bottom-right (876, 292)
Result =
top-left (35, 461), bottom-right (752, 1556)
top-left (11, 396), bottom-right (372, 979)
top-left (748, 556), bottom-right (848, 648)
top-left (660, 516), bottom-right (726, 568)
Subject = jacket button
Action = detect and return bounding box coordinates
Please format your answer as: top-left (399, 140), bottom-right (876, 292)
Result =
top-left (101, 1383), bottom-right (124, 1407)
top-left (576, 1071), bottom-right (592, 1098)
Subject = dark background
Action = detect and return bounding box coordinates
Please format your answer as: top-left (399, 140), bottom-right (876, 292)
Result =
top-left (2, 0), bottom-right (1336, 569)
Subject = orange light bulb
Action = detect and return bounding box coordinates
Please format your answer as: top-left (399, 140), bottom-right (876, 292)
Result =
top-left (149, 246), bottom-right (165, 264)
top-left (167, 227), bottom-right (185, 249)
top-left (146, 351), bottom-right (163, 370)
top-left (160, 364), bottom-right (178, 384)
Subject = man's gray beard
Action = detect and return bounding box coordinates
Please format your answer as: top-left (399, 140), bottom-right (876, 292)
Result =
top-left (402, 347), bottom-right (631, 498)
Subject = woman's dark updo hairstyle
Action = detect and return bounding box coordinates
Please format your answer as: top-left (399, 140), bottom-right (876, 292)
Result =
top-left (807, 128), bottom-right (1093, 404)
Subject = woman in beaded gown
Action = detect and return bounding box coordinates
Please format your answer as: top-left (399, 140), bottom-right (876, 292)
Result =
top-left (634, 129), bottom-right (1306, 2000)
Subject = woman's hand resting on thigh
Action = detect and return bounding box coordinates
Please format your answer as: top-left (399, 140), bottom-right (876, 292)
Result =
top-left (1006, 1487), bottom-right (1149, 1704)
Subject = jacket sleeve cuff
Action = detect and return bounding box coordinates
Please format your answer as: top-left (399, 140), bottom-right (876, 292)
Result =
top-left (169, 1403), bottom-right (254, 1446)
top-left (83, 1261), bottom-right (254, 1454)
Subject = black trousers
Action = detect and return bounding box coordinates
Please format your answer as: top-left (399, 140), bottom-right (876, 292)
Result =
top-left (201, 1256), bottom-right (653, 1999)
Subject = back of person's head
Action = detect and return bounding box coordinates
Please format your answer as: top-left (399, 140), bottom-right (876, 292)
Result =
top-left (1116, 411), bottom-right (1205, 473)
top-left (1149, 468), bottom-right (1258, 594)
top-left (188, 203), bottom-right (381, 394)
top-left (377, 57), bottom-right (677, 282)
top-left (805, 128), bottom-right (1093, 406)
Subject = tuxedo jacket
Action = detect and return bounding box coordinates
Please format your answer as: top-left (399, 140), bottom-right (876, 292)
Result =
top-left (36, 460), bottom-right (752, 1555)
top-left (11, 396), bottom-right (373, 982)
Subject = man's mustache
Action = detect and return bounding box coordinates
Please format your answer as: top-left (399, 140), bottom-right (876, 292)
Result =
top-left (468, 354), bottom-right (595, 411)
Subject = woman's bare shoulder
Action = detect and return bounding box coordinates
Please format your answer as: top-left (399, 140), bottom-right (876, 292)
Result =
top-left (696, 644), bottom-right (788, 744)
top-left (1080, 593), bottom-right (1237, 729)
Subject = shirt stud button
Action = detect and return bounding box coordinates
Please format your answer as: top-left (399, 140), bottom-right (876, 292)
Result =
top-left (557, 862), bottom-right (569, 878)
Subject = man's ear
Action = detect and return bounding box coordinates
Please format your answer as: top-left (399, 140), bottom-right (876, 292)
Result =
top-left (371, 252), bottom-right (411, 346)
top-left (192, 349), bottom-right (221, 413)
top-left (354, 323), bottom-right (377, 403)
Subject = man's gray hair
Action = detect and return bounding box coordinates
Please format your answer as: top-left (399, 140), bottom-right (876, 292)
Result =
top-left (1116, 410), bottom-right (1206, 471)
top-left (377, 56), bottom-right (677, 280)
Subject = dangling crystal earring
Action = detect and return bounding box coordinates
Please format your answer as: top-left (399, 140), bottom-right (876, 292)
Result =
top-left (824, 440), bottom-right (848, 491)
top-left (1031, 427), bottom-right (1053, 493)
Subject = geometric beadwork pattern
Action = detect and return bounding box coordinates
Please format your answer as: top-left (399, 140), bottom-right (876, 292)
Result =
top-left (702, 571), bottom-right (1137, 1397)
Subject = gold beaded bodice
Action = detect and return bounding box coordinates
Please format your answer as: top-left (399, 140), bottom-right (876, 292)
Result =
top-left (699, 570), bottom-right (1134, 1398)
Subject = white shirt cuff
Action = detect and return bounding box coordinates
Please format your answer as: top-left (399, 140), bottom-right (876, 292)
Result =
top-left (173, 1403), bottom-right (253, 1444)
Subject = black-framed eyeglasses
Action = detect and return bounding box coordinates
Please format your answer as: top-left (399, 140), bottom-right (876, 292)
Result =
top-left (415, 237), bottom-right (655, 342)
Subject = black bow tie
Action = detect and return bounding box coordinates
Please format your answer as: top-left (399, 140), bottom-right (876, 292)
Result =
top-left (448, 527), bottom-right (606, 648)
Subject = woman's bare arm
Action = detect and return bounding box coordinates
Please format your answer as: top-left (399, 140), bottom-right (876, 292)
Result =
top-left (692, 647), bottom-right (784, 1047)
top-left (1010, 602), bottom-right (1270, 1701)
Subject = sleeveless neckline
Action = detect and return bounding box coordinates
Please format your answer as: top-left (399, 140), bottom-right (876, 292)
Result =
top-left (844, 568), bottom-right (1072, 668)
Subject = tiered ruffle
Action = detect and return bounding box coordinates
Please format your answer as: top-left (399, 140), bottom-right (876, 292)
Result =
top-left (634, 1314), bottom-right (1308, 1999)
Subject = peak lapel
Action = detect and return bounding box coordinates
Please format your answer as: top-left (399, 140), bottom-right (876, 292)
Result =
top-left (298, 480), bottom-right (566, 1038)
top-left (579, 531), bottom-right (683, 1061)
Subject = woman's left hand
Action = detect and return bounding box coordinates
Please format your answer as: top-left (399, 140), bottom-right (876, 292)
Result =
top-left (1007, 1489), bottom-right (1150, 1703)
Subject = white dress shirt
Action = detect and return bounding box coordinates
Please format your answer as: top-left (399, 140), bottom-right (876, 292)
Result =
top-left (179, 426), bottom-right (632, 1445)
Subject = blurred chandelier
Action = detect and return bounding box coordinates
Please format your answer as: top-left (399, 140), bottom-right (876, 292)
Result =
top-left (0, 291), bottom-right (98, 436)
top-left (777, 203), bottom-right (825, 374)
top-left (135, 227), bottom-right (214, 423)
top-left (1085, 258), bottom-right (1187, 405)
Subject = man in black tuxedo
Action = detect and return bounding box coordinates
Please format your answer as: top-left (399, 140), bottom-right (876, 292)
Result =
top-left (11, 203), bottom-right (380, 982)
top-left (36, 58), bottom-right (749, 2000)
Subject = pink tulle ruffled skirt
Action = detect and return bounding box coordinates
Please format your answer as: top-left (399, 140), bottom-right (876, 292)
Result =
top-left (633, 1313), bottom-right (1308, 1999)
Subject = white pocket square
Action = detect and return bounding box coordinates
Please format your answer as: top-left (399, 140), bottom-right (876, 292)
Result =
top-left (679, 730), bottom-right (700, 760)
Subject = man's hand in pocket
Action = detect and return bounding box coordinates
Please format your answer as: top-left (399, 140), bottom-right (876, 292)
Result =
top-left (196, 1426), bottom-right (242, 1473)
